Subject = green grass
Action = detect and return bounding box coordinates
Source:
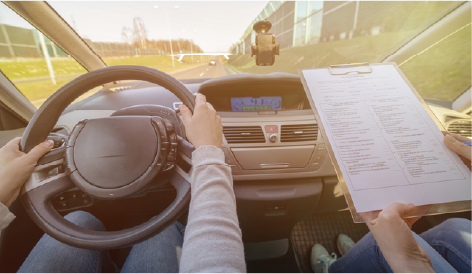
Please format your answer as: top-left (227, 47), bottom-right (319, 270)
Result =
top-left (8, 57), bottom-right (211, 108)
top-left (0, 55), bottom-right (213, 80)
top-left (400, 25), bottom-right (471, 101)
top-left (15, 77), bottom-right (76, 108)
top-left (227, 29), bottom-right (471, 101)
top-left (0, 59), bottom-right (87, 80)
top-left (227, 31), bottom-right (415, 74)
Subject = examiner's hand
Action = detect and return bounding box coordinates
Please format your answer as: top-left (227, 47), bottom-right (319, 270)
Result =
top-left (179, 93), bottom-right (223, 149)
top-left (443, 131), bottom-right (471, 170)
top-left (0, 138), bottom-right (53, 207)
top-left (364, 203), bottom-right (434, 273)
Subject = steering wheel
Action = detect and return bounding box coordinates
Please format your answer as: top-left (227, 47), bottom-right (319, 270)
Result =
top-left (20, 65), bottom-right (195, 250)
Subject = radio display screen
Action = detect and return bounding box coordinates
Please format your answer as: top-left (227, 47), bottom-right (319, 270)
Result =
top-left (231, 96), bottom-right (282, 111)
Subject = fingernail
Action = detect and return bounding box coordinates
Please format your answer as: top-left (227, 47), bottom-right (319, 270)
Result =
top-left (405, 202), bottom-right (414, 207)
top-left (445, 134), bottom-right (456, 143)
top-left (47, 140), bottom-right (54, 147)
top-left (370, 218), bottom-right (378, 226)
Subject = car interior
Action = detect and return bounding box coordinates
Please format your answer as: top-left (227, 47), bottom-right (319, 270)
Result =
top-left (0, 1), bottom-right (470, 273)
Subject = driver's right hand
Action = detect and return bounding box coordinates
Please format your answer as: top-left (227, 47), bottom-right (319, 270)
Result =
top-left (179, 93), bottom-right (223, 149)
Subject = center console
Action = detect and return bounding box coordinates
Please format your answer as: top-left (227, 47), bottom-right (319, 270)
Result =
top-left (199, 72), bottom-right (336, 182)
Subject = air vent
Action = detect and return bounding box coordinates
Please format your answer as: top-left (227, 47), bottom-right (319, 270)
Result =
top-left (281, 124), bottom-right (318, 142)
top-left (223, 126), bottom-right (265, 143)
top-left (447, 120), bottom-right (471, 138)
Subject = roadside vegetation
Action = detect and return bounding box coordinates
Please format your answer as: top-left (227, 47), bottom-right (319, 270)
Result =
top-left (1, 55), bottom-right (217, 108)
top-left (226, 27), bottom-right (471, 101)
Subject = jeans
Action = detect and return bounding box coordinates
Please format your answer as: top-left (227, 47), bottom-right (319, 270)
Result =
top-left (18, 211), bottom-right (185, 273)
top-left (329, 218), bottom-right (471, 273)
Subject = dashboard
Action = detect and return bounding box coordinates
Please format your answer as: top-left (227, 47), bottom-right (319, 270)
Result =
top-left (60, 73), bottom-right (336, 182)
top-left (59, 73), bottom-right (470, 183)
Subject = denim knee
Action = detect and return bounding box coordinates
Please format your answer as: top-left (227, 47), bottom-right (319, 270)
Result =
top-left (437, 218), bottom-right (470, 233)
top-left (421, 218), bottom-right (471, 243)
top-left (64, 211), bottom-right (106, 232)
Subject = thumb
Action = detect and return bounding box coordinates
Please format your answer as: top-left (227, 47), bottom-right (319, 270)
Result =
top-left (444, 134), bottom-right (471, 161)
top-left (179, 104), bottom-right (192, 125)
top-left (26, 140), bottom-right (54, 163)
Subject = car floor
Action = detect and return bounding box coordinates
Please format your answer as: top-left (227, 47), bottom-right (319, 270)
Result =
top-left (291, 210), bottom-right (369, 273)
top-left (290, 209), bottom-right (472, 273)
top-left (1, 191), bottom-right (470, 273)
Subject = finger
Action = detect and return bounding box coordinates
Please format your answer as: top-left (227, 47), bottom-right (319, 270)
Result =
top-left (359, 210), bottom-right (381, 223)
top-left (195, 93), bottom-right (207, 107)
top-left (404, 216), bottom-right (421, 228)
top-left (206, 102), bottom-right (215, 111)
top-left (446, 132), bottom-right (472, 143)
top-left (179, 104), bottom-right (192, 124)
top-left (1, 137), bottom-right (24, 156)
top-left (26, 140), bottom-right (54, 163)
top-left (383, 202), bottom-right (415, 217)
top-left (2, 137), bottom-right (22, 150)
top-left (444, 134), bottom-right (472, 161)
top-left (369, 202), bottom-right (415, 227)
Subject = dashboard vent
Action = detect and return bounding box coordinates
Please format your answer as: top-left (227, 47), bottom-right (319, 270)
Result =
top-left (281, 124), bottom-right (318, 142)
top-left (447, 120), bottom-right (471, 138)
top-left (223, 126), bottom-right (265, 144)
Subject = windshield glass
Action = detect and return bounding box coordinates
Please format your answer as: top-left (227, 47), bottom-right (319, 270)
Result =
top-left (0, 1), bottom-right (469, 108)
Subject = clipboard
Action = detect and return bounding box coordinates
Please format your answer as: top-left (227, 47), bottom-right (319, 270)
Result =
top-left (299, 62), bottom-right (471, 223)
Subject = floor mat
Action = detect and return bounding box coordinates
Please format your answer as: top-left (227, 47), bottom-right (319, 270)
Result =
top-left (291, 210), bottom-right (369, 273)
top-left (246, 239), bottom-right (300, 273)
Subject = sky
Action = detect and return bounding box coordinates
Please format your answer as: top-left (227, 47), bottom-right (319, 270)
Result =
top-left (0, 1), bottom-right (269, 53)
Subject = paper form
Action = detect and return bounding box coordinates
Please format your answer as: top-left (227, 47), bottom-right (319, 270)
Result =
top-left (302, 64), bottom-right (471, 213)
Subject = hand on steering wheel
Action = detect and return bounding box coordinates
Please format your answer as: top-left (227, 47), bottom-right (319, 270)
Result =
top-left (20, 66), bottom-right (196, 250)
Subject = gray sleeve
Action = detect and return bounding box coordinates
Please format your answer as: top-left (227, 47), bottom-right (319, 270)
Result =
top-left (0, 202), bottom-right (15, 232)
top-left (180, 145), bottom-right (246, 273)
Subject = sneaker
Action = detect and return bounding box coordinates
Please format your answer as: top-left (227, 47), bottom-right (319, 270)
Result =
top-left (310, 244), bottom-right (337, 273)
top-left (336, 234), bottom-right (355, 256)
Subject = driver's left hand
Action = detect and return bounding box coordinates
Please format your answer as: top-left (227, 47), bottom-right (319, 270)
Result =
top-left (0, 137), bottom-right (53, 207)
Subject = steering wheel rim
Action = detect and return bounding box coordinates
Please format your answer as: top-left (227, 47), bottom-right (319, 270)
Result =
top-left (20, 65), bottom-right (194, 250)
top-left (21, 65), bottom-right (195, 153)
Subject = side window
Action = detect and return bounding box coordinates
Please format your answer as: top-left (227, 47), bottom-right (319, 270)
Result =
top-left (401, 24), bottom-right (471, 102)
top-left (0, 3), bottom-right (87, 108)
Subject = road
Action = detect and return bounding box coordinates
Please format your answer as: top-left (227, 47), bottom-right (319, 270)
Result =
top-left (169, 59), bottom-right (228, 79)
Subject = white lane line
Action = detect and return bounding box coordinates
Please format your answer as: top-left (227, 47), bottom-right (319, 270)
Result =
top-left (199, 72), bottom-right (204, 76)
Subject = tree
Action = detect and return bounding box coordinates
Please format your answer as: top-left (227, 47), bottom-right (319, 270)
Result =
top-left (121, 27), bottom-right (133, 45)
top-left (133, 17), bottom-right (147, 49)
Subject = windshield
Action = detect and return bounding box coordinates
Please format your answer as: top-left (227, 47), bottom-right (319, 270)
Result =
top-left (0, 1), bottom-right (470, 108)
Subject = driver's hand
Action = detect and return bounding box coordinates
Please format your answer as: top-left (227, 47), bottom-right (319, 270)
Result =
top-left (0, 138), bottom-right (53, 207)
top-left (179, 93), bottom-right (223, 149)
top-left (364, 202), bottom-right (434, 273)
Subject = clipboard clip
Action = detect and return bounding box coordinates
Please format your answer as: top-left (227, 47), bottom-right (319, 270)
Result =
top-left (328, 62), bottom-right (373, 75)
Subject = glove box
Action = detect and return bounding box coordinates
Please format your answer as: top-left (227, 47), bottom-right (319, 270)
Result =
top-left (231, 145), bottom-right (315, 170)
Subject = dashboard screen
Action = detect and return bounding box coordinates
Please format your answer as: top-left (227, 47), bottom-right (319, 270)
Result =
top-left (231, 96), bottom-right (282, 111)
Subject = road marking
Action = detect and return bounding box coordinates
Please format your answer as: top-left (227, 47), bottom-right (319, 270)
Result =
top-left (199, 72), bottom-right (204, 76)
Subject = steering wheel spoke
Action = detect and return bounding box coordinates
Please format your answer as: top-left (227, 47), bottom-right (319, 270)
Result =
top-left (37, 146), bottom-right (66, 166)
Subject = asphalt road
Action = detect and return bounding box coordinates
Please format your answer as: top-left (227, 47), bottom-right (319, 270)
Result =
top-left (169, 59), bottom-right (228, 79)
